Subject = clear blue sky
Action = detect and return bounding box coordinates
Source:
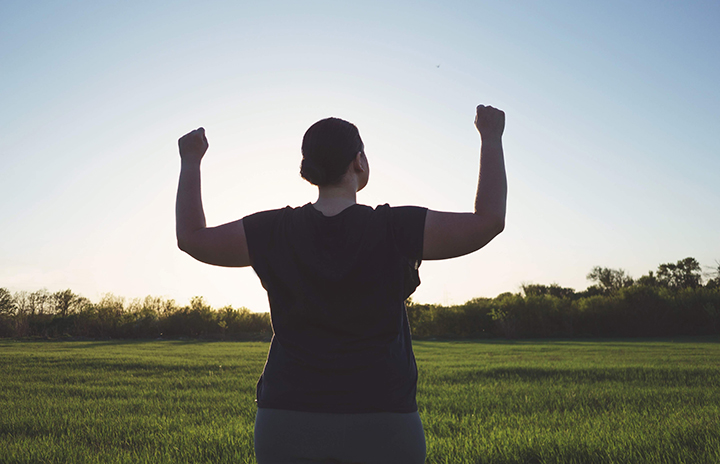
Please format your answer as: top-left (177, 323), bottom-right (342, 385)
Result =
top-left (1, 0), bottom-right (719, 312)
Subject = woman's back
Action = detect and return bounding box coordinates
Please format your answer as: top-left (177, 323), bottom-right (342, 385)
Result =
top-left (244, 202), bottom-right (426, 413)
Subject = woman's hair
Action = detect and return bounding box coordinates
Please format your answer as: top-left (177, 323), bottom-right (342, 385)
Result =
top-left (300, 117), bottom-right (364, 186)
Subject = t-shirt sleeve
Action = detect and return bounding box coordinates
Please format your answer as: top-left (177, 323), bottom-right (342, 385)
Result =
top-left (389, 206), bottom-right (428, 260)
top-left (242, 208), bottom-right (285, 269)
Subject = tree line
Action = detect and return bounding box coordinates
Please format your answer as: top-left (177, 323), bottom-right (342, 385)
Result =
top-left (0, 291), bottom-right (271, 340)
top-left (408, 257), bottom-right (720, 338)
top-left (1, 257), bottom-right (719, 340)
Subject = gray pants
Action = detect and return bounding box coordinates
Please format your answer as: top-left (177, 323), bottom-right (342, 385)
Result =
top-left (254, 408), bottom-right (426, 464)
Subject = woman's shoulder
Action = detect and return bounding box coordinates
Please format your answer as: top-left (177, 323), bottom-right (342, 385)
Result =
top-left (243, 205), bottom-right (297, 231)
top-left (245, 203), bottom-right (426, 225)
top-left (247, 204), bottom-right (302, 216)
top-left (373, 204), bottom-right (428, 221)
top-left (370, 203), bottom-right (427, 211)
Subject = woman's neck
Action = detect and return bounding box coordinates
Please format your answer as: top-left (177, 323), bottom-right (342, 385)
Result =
top-left (313, 183), bottom-right (357, 216)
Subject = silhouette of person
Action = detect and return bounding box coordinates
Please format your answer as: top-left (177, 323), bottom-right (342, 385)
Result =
top-left (176, 105), bottom-right (506, 464)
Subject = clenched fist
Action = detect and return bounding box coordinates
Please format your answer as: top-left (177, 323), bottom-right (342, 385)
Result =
top-left (474, 105), bottom-right (505, 140)
top-left (178, 127), bottom-right (209, 164)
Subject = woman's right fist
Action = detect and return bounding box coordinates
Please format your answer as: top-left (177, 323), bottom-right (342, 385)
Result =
top-left (474, 105), bottom-right (505, 139)
top-left (178, 127), bottom-right (209, 163)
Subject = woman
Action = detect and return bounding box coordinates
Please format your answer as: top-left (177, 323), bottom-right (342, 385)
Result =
top-left (176, 105), bottom-right (506, 464)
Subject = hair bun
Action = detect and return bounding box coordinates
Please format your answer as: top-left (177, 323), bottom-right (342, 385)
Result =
top-left (300, 158), bottom-right (327, 186)
top-left (300, 117), bottom-right (363, 186)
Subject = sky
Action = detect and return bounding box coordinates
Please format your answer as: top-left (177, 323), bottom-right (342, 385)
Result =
top-left (1, 0), bottom-right (719, 312)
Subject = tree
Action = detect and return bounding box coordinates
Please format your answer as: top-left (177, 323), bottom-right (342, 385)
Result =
top-left (705, 260), bottom-right (720, 289)
top-left (636, 271), bottom-right (658, 287)
top-left (25, 289), bottom-right (51, 316)
top-left (0, 288), bottom-right (15, 316)
top-left (13, 291), bottom-right (30, 315)
top-left (586, 266), bottom-right (634, 293)
top-left (96, 293), bottom-right (125, 317)
top-left (52, 289), bottom-right (84, 317)
top-left (521, 283), bottom-right (575, 299)
top-left (656, 257), bottom-right (702, 289)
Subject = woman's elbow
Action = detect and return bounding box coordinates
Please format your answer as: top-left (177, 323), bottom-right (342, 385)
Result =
top-left (177, 234), bottom-right (193, 254)
top-left (478, 214), bottom-right (505, 237)
top-left (494, 218), bottom-right (505, 235)
top-left (469, 215), bottom-right (504, 252)
top-left (178, 239), bottom-right (205, 263)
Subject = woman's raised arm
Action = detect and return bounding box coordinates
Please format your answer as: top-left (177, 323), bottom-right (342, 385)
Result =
top-left (422, 105), bottom-right (507, 260)
top-left (175, 128), bottom-right (251, 267)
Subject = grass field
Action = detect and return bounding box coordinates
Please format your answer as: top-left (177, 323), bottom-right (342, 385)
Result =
top-left (1, 338), bottom-right (719, 463)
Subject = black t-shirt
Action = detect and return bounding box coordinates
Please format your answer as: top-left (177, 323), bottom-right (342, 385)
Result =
top-left (243, 202), bottom-right (428, 413)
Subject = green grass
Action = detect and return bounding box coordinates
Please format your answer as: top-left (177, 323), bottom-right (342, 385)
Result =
top-left (415, 338), bottom-right (720, 463)
top-left (1, 338), bottom-right (719, 463)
